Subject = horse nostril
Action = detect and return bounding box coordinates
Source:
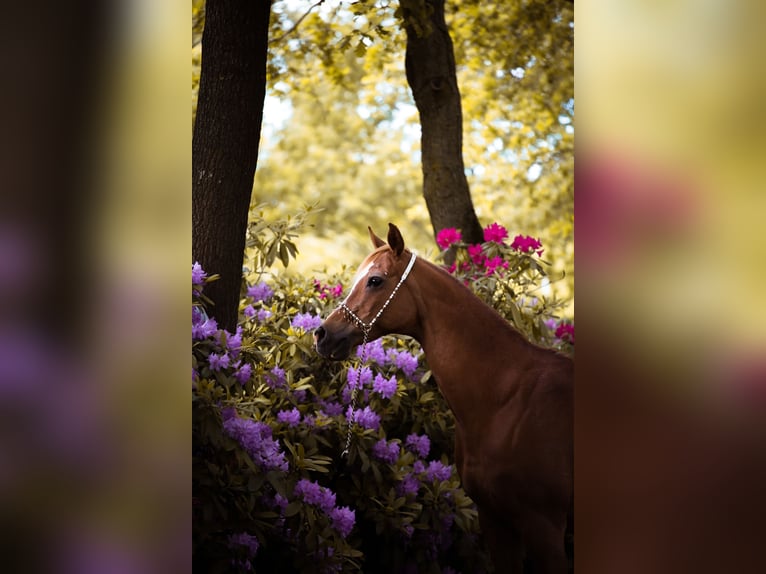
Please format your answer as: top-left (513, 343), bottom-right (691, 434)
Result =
top-left (315, 326), bottom-right (325, 342)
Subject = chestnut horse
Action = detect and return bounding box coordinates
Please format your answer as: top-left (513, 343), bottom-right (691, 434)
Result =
top-left (315, 224), bottom-right (573, 573)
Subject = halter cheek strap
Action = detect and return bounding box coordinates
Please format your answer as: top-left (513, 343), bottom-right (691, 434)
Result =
top-left (335, 251), bottom-right (417, 458)
top-left (338, 251), bottom-right (417, 341)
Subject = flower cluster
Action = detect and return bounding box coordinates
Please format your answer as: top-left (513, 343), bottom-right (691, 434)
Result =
top-left (192, 261), bottom-right (207, 287)
top-left (222, 410), bottom-right (289, 472)
top-left (314, 279), bottom-right (343, 300)
top-left (555, 322), bottom-right (574, 344)
top-left (247, 282), bottom-right (274, 303)
top-left (483, 222), bottom-right (509, 244)
top-left (277, 407), bottom-right (302, 427)
top-left (294, 479), bottom-right (356, 539)
top-left (510, 234), bottom-right (544, 256)
top-left (372, 438), bottom-right (400, 464)
top-left (372, 373), bottom-right (398, 399)
top-left (436, 227), bottom-right (462, 249)
top-left (347, 366), bottom-right (373, 391)
top-left (346, 405), bottom-right (381, 431)
top-left (405, 433), bottom-right (431, 459)
top-left (291, 312), bottom-right (323, 331)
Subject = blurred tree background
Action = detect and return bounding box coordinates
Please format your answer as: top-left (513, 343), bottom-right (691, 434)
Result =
top-left (193, 0), bottom-right (573, 312)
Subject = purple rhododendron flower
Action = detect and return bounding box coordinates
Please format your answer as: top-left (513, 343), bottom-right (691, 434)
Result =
top-left (319, 399), bottom-right (343, 417)
top-left (424, 460), bottom-right (452, 482)
top-left (436, 227), bottom-right (462, 249)
top-left (356, 339), bottom-right (387, 364)
top-left (192, 262), bottom-right (207, 286)
top-left (387, 349), bottom-right (419, 378)
top-left (228, 532), bottom-right (259, 558)
top-left (256, 309), bottom-right (272, 322)
top-left (294, 479), bottom-right (336, 513)
top-left (277, 407), bottom-right (301, 427)
top-left (372, 373), bottom-right (397, 399)
top-left (397, 473), bottom-right (420, 497)
top-left (247, 282), bottom-right (274, 303)
top-left (291, 312), bottom-right (323, 331)
top-left (243, 304), bottom-right (256, 318)
top-left (413, 460), bottom-right (425, 474)
top-left (234, 363), bottom-right (252, 385)
top-left (405, 433), bottom-right (431, 459)
top-left (347, 366), bottom-right (373, 391)
top-left (223, 416), bottom-right (288, 472)
top-left (346, 406), bottom-right (380, 431)
top-left (192, 317), bottom-right (218, 341)
top-left (483, 222), bottom-right (509, 244)
top-left (330, 506), bottom-right (356, 538)
top-left (208, 352), bottom-right (230, 372)
top-left (372, 439), bottom-right (400, 464)
top-left (265, 366), bottom-right (286, 389)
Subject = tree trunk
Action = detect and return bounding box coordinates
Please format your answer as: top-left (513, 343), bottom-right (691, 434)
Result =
top-left (403, 0), bottom-right (483, 249)
top-left (192, 0), bottom-right (272, 331)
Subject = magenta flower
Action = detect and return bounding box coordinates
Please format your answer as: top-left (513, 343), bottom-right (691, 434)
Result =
top-left (555, 323), bottom-right (574, 344)
top-left (436, 227), bottom-right (462, 249)
top-left (483, 222), bottom-right (509, 243)
top-left (467, 244), bottom-right (486, 266)
top-left (510, 234), bottom-right (544, 255)
top-left (484, 256), bottom-right (509, 275)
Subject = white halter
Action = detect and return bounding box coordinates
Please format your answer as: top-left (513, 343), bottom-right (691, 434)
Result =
top-left (337, 251), bottom-right (417, 341)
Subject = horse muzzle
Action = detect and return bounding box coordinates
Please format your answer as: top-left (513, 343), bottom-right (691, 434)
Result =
top-left (314, 323), bottom-right (358, 361)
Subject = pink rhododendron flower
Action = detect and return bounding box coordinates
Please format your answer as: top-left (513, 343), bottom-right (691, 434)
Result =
top-left (555, 323), bottom-right (574, 344)
top-left (467, 244), bottom-right (485, 266)
top-left (436, 227), bottom-right (461, 249)
top-left (510, 234), bottom-right (544, 255)
top-left (483, 223), bottom-right (508, 243)
top-left (484, 256), bottom-right (509, 275)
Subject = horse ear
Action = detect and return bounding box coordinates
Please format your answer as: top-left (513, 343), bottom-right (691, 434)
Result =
top-left (387, 223), bottom-right (405, 257)
top-left (369, 227), bottom-right (386, 249)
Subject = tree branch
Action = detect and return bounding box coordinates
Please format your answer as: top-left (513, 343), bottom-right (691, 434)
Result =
top-left (270, 0), bottom-right (325, 45)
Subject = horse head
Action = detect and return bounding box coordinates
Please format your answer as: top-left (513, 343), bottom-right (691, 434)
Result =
top-left (314, 223), bottom-right (419, 360)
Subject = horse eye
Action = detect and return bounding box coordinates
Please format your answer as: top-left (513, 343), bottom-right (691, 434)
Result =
top-left (366, 276), bottom-right (383, 288)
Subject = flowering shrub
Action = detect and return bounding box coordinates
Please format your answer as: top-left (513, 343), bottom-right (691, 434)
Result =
top-left (193, 217), bottom-right (572, 573)
top-left (437, 223), bottom-right (573, 353)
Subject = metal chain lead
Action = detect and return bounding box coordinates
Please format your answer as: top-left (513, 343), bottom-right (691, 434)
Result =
top-left (337, 252), bottom-right (417, 458)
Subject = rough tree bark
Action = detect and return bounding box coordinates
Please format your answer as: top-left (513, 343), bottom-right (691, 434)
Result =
top-left (192, 0), bottom-right (272, 331)
top-left (403, 0), bottom-right (484, 249)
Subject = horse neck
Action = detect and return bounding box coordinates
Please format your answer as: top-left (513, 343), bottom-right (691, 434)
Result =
top-left (407, 260), bottom-right (544, 425)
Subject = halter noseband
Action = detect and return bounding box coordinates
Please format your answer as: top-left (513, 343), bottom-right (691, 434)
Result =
top-left (337, 251), bottom-right (417, 341)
